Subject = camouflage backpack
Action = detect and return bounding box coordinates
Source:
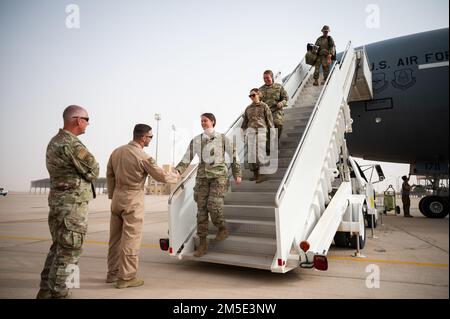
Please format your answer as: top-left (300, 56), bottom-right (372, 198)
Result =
top-left (305, 43), bottom-right (318, 66)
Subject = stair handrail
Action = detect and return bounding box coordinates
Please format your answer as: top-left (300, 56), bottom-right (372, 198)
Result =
top-left (169, 55), bottom-right (314, 204)
top-left (275, 41), bottom-right (353, 207)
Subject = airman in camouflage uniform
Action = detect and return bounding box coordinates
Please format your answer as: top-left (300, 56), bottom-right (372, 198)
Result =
top-left (259, 70), bottom-right (289, 141)
top-left (314, 25), bottom-right (336, 86)
top-left (176, 113), bottom-right (241, 257)
top-left (241, 88), bottom-right (274, 183)
top-left (37, 105), bottom-right (99, 299)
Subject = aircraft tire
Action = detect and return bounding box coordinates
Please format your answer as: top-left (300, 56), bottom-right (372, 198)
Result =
top-left (349, 225), bottom-right (366, 250)
top-left (419, 196), bottom-right (449, 218)
top-left (333, 232), bottom-right (349, 248)
top-left (365, 213), bottom-right (377, 228)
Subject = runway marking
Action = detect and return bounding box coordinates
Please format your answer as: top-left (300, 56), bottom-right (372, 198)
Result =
top-left (327, 256), bottom-right (448, 268)
top-left (1, 235), bottom-right (447, 268)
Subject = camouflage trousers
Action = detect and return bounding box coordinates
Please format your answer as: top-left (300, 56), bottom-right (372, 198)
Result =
top-left (271, 112), bottom-right (283, 150)
top-left (39, 201), bottom-right (88, 298)
top-left (194, 177), bottom-right (229, 237)
top-left (314, 56), bottom-right (330, 80)
top-left (244, 131), bottom-right (270, 172)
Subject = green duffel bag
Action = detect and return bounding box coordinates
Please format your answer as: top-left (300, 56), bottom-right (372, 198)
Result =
top-left (305, 50), bottom-right (317, 66)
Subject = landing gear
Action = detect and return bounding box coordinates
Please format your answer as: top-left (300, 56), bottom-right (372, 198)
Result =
top-left (419, 196), bottom-right (449, 218)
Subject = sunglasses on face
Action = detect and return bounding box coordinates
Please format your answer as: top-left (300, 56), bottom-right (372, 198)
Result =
top-left (249, 94), bottom-right (257, 98)
top-left (72, 116), bottom-right (89, 122)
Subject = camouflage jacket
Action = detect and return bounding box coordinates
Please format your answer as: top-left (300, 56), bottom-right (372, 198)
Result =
top-left (46, 129), bottom-right (99, 206)
top-left (315, 35), bottom-right (335, 56)
top-left (241, 102), bottom-right (274, 130)
top-left (176, 131), bottom-right (241, 179)
top-left (259, 83), bottom-right (289, 125)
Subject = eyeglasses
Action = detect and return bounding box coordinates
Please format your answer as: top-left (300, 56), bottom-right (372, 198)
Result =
top-left (249, 94), bottom-right (257, 98)
top-left (72, 116), bottom-right (89, 122)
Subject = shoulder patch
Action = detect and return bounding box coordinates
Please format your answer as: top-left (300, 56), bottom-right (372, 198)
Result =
top-left (77, 148), bottom-right (89, 161)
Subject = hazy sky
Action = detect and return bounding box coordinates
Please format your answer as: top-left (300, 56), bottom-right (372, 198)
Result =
top-left (0, 0), bottom-right (448, 191)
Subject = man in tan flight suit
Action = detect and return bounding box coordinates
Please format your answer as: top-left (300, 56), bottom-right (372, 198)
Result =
top-left (106, 124), bottom-right (180, 289)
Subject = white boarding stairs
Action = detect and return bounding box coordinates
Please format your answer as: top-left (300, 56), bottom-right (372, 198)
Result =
top-left (167, 42), bottom-right (373, 273)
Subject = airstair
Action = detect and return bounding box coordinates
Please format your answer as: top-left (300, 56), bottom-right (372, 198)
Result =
top-left (166, 42), bottom-right (374, 273)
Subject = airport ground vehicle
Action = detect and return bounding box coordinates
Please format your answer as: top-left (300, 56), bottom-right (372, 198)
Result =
top-left (0, 188), bottom-right (8, 197)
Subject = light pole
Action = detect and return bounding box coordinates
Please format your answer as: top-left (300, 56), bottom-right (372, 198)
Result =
top-left (154, 113), bottom-right (161, 164)
top-left (171, 125), bottom-right (176, 167)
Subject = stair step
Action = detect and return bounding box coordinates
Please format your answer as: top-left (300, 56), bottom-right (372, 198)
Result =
top-left (283, 117), bottom-right (310, 125)
top-left (283, 124), bottom-right (307, 132)
top-left (283, 113), bottom-right (313, 122)
top-left (225, 191), bottom-right (276, 206)
top-left (277, 149), bottom-right (296, 158)
top-left (283, 130), bottom-right (306, 138)
top-left (273, 158), bottom-right (294, 167)
top-left (241, 168), bottom-right (287, 180)
top-left (231, 180), bottom-right (281, 192)
top-left (195, 235), bottom-right (277, 257)
top-left (210, 219), bottom-right (276, 238)
top-left (223, 205), bottom-right (276, 221)
top-left (279, 140), bottom-right (301, 148)
top-left (284, 106), bottom-right (314, 115)
top-left (280, 135), bottom-right (302, 142)
top-left (182, 251), bottom-right (274, 271)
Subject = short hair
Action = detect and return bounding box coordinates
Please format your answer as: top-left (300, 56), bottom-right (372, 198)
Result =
top-left (263, 70), bottom-right (274, 80)
top-left (402, 175), bottom-right (408, 181)
top-left (133, 124), bottom-right (152, 140)
top-left (63, 105), bottom-right (86, 121)
top-left (250, 88), bottom-right (260, 93)
top-left (201, 113), bottom-right (216, 127)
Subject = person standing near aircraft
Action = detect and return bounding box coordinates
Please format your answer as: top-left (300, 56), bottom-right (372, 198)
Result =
top-left (106, 124), bottom-right (180, 289)
top-left (401, 175), bottom-right (413, 218)
top-left (241, 88), bottom-right (274, 183)
top-left (175, 113), bottom-right (242, 257)
top-left (37, 105), bottom-right (99, 299)
top-left (259, 70), bottom-right (288, 144)
top-left (313, 25), bottom-right (336, 86)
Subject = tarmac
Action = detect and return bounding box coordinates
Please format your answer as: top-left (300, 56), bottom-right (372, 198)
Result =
top-left (0, 193), bottom-right (448, 299)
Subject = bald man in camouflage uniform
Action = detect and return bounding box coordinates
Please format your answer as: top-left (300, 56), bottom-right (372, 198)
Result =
top-left (314, 25), bottom-right (336, 86)
top-left (259, 70), bottom-right (289, 142)
top-left (176, 113), bottom-right (241, 257)
top-left (37, 105), bottom-right (99, 299)
top-left (242, 88), bottom-right (274, 183)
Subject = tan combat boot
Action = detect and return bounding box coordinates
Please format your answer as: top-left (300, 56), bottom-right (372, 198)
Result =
top-left (193, 237), bottom-right (208, 257)
top-left (249, 171), bottom-right (259, 181)
top-left (36, 289), bottom-right (52, 299)
top-left (215, 227), bottom-right (229, 241)
top-left (105, 274), bottom-right (118, 283)
top-left (256, 174), bottom-right (267, 184)
top-left (115, 278), bottom-right (144, 289)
